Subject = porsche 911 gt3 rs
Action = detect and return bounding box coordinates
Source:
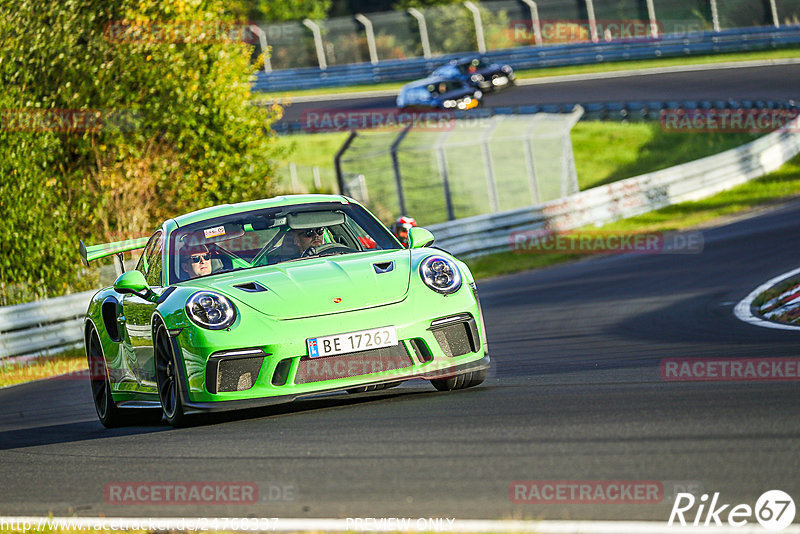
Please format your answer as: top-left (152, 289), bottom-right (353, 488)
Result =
top-left (80, 195), bottom-right (490, 427)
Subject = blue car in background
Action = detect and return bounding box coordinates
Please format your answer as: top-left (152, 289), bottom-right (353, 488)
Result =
top-left (432, 57), bottom-right (515, 92)
top-left (396, 77), bottom-right (483, 110)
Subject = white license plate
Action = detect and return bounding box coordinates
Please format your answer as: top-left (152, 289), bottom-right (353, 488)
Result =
top-left (307, 326), bottom-right (398, 358)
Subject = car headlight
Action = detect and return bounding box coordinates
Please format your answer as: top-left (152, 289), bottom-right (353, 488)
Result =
top-left (186, 291), bottom-right (236, 330)
top-left (501, 65), bottom-right (512, 73)
top-left (471, 74), bottom-right (484, 82)
top-left (420, 256), bottom-right (462, 295)
top-left (443, 99), bottom-right (457, 108)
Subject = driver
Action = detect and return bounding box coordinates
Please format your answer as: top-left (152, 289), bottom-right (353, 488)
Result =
top-left (292, 227), bottom-right (325, 257)
top-left (180, 244), bottom-right (213, 279)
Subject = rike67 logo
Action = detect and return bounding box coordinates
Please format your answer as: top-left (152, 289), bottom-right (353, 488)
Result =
top-left (668, 490), bottom-right (795, 531)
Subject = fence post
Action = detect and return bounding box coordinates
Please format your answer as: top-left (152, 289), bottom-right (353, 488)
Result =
top-left (249, 25), bottom-right (272, 72)
top-left (355, 14), bottom-right (379, 65)
top-left (408, 8), bottom-right (432, 59)
top-left (584, 0), bottom-right (599, 42)
top-left (312, 166), bottom-right (322, 190)
top-left (709, 0), bottom-right (720, 31)
top-left (523, 116), bottom-right (543, 205)
top-left (289, 162), bottom-right (300, 192)
top-left (561, 106), bottom-right (584, 197)
top-left (303, 18), bottom-right (328, 70)
top-left (464, 1), bottom-right (487, 53)
top-left (769, 0), bottom-right (780, 27)
top-left (334, 130), bottom-right (358, 195)
top-left (434, 130), bottom-right (456, 221)
top-left (391, 125), bottom-right (413, 215)
top-left (520, 0), bottom-right (543, 46)
top-left (481, 116), bottom-right (503, 213)
top-left (645, 0), bottom-right (659, 38)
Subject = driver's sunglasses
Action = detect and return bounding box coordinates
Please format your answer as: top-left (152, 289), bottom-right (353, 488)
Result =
top-left (190, 253), bottom-right (210, 263)
top-left (303, 228), bottom-right (325, 237)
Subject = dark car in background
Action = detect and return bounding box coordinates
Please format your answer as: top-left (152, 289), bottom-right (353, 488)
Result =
top-left (431, 57), bottom-right (515, 92)
top-left (396, 77), bottom-right (482, 110)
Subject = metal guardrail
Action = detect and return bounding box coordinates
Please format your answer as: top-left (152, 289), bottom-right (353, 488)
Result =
top-left (0, 290), bottom-right (94, 360)
top-left (272, 98), bottom-right (800, 134)
top-left (254, 26), bottom-right (800, 93)
top-left (430, 127), bottom-right (800, 257)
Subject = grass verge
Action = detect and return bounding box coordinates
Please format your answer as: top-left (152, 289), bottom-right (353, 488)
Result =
top-left (256, 48), bottom-right (800, 100)
top-left (465, 154), bottom-right (800, 280)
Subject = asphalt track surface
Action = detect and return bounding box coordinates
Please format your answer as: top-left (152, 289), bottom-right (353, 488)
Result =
top-left (1, 199), bottom-right (800, 521)
top-left (277, 63), bottom-right (800, 126)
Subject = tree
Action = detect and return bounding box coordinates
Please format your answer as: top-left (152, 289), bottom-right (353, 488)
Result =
top-left (0, 0), bottom-right (284, 303)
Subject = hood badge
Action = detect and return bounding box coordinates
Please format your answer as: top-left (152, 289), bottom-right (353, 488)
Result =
top-left (332, 297), bottom-right (343, 303)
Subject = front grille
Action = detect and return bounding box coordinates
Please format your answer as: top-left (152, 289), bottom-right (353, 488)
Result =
top-left (294, 345), bottom-right (413, 384)
top-left (430, 316), bottom-right (479, 358)
top-left (206, 355), bottom-right (264, 393)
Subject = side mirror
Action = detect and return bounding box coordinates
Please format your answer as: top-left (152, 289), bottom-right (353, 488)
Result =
top-left (113, 270), bottom-right (149, 295)
top-left (409, 227), bottom-right (435, 248)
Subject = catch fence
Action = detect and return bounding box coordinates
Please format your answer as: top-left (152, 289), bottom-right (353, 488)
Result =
top-left (335, 108), bottom-right (583, 225)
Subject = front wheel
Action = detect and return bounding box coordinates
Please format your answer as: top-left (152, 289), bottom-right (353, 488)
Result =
top-left (430, 368), bottom-right (487, 391)
top-left (154, 323), bottom-right (189, 427)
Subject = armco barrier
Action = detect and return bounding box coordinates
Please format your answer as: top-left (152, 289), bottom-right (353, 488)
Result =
top-left (429, 127), bottom-right (800, 257)
top-left (254, 26), bottom-right (800, 93)
top-left (0, 290), bottom-right (94, 359)
top-left (272, 99), bottom-right (800, 134)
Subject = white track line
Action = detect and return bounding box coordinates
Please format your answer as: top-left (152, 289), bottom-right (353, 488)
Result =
top-left (264, 58), bottom-right (800, 104)
top-left (734, 266), bottom-right (800, 331)
top-left (2, 517), bottom-right (799, 533)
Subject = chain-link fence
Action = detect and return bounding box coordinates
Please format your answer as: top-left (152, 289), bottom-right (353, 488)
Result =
top-left (272, 162), bottom-right (339, 195)
top-left (255, 0), bottom-right (800, 70)
top-left (335, 108), bottom-right (583, 225)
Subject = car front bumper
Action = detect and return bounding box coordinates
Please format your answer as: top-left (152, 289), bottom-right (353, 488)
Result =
top-left (171, 283), bottom-right (490, 411)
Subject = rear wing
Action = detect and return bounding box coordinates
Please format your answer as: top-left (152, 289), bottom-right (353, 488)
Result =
top-left (79, 237), bottom-right (150, 272)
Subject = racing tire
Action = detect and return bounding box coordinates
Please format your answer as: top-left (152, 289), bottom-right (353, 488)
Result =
top-left (87, 327), bottom-right (126, 428)
top-left (154, 322), bottom-right (190, 427)
top-left (430, 368), bottom-right (487, 391)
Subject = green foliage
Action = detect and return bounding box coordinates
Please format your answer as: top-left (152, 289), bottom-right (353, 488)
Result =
top-left (0, 0), bottom-right (284, 304)
top-left (258, 0), bottom-right (332, 21)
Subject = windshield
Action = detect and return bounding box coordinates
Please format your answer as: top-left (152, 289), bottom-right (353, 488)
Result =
top-left (168, 202), bottom-right (401, 284)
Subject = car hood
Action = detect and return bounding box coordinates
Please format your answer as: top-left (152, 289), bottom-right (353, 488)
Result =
top-left (201, 250), bottom-right (411, 320)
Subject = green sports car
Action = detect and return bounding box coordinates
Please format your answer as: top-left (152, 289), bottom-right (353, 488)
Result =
top-left (80, 195), bottom-right (490, 427)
